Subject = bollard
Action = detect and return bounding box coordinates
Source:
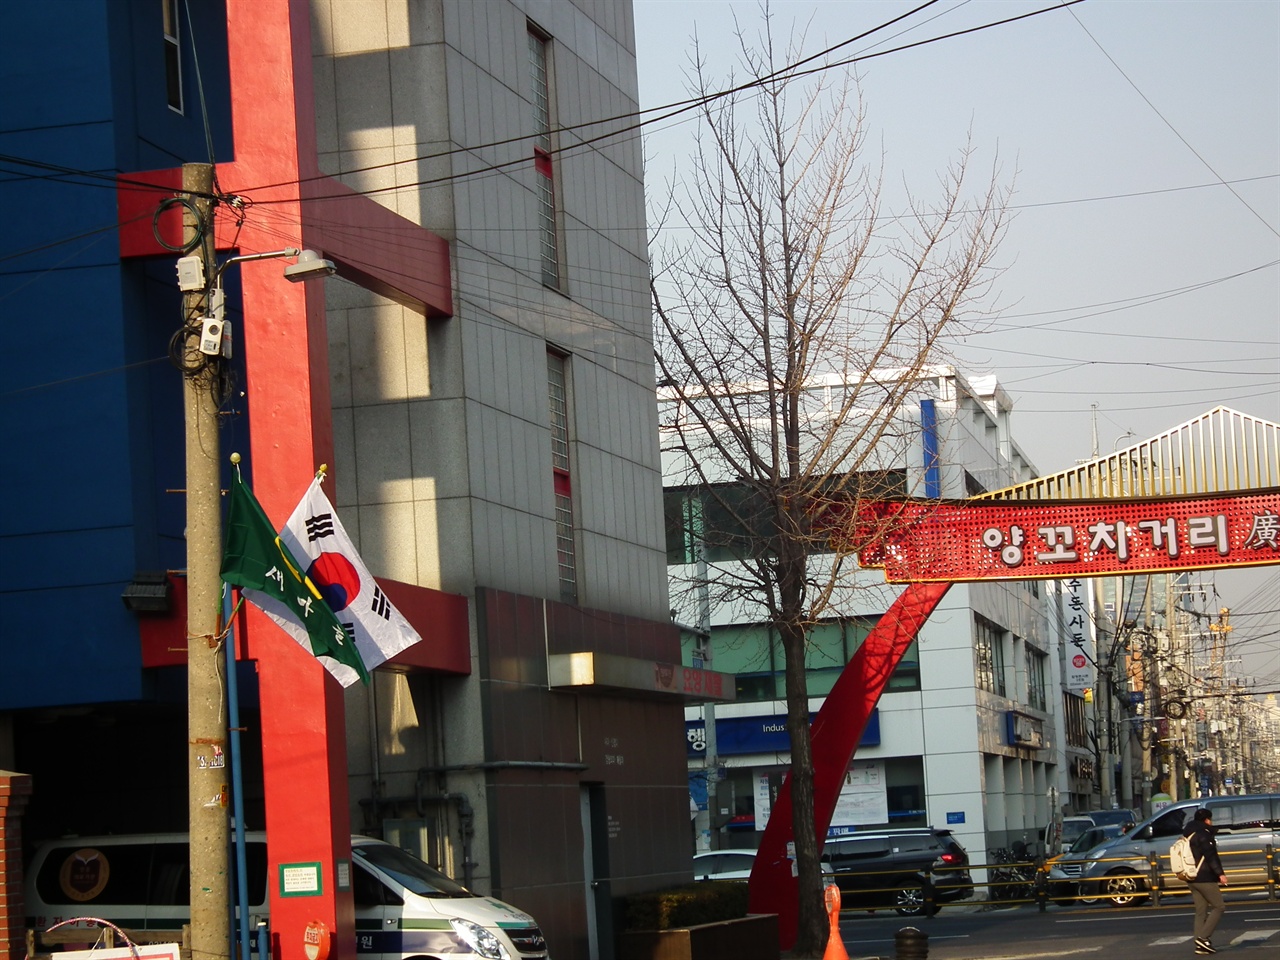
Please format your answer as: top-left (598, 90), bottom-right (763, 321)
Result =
top-left (823, 884), bottom-right (851, 960)
top-left (895, 925), bottom-right (928, 960)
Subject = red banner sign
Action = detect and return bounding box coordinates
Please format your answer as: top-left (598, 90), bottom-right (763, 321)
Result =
top-left (856, 490), bottom-right (1280, 582)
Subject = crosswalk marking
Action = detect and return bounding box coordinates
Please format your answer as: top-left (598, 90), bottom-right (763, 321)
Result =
top-left (1230, 928), bottom-right (1279, 945)
top-left (1145, 930), bottom-right (1280, 948)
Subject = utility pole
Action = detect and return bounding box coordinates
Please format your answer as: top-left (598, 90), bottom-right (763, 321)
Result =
top-left (182, 161), bottom-right (230, 960)
top-left (1094, 577), bottom-right (1114, 810)
top-left (696, 538), bottom-right (718, 851)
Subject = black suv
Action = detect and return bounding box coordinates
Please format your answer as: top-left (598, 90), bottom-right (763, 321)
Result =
top-left (822, 827), bottom-right (973, 916)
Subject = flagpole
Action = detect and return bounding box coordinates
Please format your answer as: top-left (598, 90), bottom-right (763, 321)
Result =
top-left (181, 161), bottom-right (231, 960)
top-left (224, 587), bottom-right (251, 960)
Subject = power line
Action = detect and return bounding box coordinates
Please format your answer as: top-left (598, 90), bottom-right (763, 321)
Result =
top-left (239, 1), bottom-right (1086, 203)
top-left (1066, 5), bottom-right (1280, 240)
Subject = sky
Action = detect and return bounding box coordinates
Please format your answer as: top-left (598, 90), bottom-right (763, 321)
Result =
top-left (632, 0), bottom-right (1280, 684)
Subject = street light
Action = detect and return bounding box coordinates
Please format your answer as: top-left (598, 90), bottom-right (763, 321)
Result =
top-left (283, 248), bottom-right (336, 282)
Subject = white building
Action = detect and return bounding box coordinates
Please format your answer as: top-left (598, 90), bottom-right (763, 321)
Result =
top-left (664, 368), bottom-right (1065, 861)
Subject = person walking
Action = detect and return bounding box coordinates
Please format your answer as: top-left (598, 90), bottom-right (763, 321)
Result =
top-left (1183, 808), bottom-right (1227, 955)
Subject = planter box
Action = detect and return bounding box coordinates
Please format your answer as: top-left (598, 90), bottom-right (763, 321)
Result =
top-left (618, 913), bottom-right (779, 960)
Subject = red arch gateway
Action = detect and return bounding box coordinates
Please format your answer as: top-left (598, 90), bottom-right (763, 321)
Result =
top-left (749, 470), bottom-right (1280, 948)
top-left (747, 581), bottom-right (950, 947)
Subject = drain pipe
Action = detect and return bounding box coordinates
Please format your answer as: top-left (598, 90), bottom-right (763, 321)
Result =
top-left (368, 676), bottom-right (383, 821)
top-left (416, 791), bottom-right (476, 889)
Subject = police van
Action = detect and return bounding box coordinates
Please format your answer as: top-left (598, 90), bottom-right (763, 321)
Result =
top-left (25, 833), bottom-right (549, 960)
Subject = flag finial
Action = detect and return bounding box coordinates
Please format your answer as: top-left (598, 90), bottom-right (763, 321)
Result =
top-left (316, 463), bottom-right (328, 481)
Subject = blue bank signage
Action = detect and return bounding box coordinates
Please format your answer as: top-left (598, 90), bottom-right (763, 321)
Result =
top-left (686, 709), bottom-right (880, 757)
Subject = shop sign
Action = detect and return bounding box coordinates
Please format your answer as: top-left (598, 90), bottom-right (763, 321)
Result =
top-left (1006, 710), bottom-right (1045, 749)
top-left (855, 491), bottom-right (1280, 582)
top-left (686, 709), bottom-right (879, 757)
top-left (1062, 577), bottom-right (1096, 693)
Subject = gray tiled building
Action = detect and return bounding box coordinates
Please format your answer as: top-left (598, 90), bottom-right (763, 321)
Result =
top-left (310, 1), bottom-right (689, 955)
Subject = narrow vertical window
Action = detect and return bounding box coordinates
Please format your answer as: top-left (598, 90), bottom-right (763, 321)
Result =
top-left (974, 616), bottom-right (1008, 697)
top-left (528, 27), bottom-right (561, 288)
top-left (992, 626), bottom-right (1007, 697)
top-left (548, 352), bottom-right (576, 603)
top-left (1026, 646), bottom-right (1047, 711)
top-left (163, 0), bottom-right (183, 113)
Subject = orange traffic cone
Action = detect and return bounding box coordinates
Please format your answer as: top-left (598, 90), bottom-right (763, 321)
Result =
top-left (823, 883), bottom-right (850, 960)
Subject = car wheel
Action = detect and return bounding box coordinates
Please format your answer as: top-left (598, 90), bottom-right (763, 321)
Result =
top-left (895, 886), bottom-right (925, 916)
top-left (1101, 870), bottom-right (1148, 907)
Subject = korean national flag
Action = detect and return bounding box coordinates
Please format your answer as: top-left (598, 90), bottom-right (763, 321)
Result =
top-left (278, 477), bottom-right (423, 686)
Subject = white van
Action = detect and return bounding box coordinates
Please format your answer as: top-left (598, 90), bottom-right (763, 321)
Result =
top-left (24, 834), bottom-right (549, 960)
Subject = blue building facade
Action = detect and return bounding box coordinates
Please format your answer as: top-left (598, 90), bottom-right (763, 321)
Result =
top-left (0, 0), bottom-right (238, 838)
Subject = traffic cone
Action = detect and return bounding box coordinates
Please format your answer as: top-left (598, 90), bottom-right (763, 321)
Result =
top-left (823, 883), bottom-right (851, 960)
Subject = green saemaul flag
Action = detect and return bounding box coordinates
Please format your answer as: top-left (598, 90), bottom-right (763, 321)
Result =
top-left (221, 471), bottom-right (370, 685)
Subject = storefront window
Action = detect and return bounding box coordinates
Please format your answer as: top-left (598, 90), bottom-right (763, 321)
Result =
top-left (685, 618), bottom-right (921, 701)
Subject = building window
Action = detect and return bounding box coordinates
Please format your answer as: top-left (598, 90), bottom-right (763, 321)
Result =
top-left (663, 490), bottom-right (702, 565)
top-left (1026, 646), bottom-right (1047, 711)
top-left (528, 27), bottom-right (561, 289)
top-left (663, 472), bottom-right (906, 564)
top-left (692, 618), bottom-right (919, 701)
top-left (548, 351), bottom-right (576, 603)
top-left (975, 615), bottom-right (1006, 696)
top-left (163, 0), bottom-right (183, 113)
top-left (1063, 692), bottom-right (1089, 748)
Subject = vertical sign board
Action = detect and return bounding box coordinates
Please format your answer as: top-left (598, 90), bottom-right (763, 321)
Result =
top-left (1062, 577), bottom-right (1095, 695)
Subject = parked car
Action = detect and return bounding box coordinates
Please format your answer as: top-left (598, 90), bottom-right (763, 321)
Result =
top-left (1082, 808), bottom-right (1140, 831)
top-left (822, 827), bottom-right (973, 916)
top-left (1046, 824), bottom-right (1124, 904)
top-left (1078, 793), bottom-right (1280, 906)
top-left (1046, 815), bottom-right (1098, 855)
top-left (692, 849), bottom-right (756, 881)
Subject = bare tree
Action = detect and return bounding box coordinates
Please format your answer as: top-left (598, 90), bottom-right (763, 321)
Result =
top-left (650, 14), bottom-right (1010, 956)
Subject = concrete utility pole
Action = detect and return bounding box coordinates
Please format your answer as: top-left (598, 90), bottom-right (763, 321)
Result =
top-left (182, 161), bottom-right (230, 960)
top-left (1094, 579), bottom-right (1114, 810)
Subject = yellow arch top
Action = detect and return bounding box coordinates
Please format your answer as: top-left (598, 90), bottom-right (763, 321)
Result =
top-left (980, 407), bottom-right (1280, 501)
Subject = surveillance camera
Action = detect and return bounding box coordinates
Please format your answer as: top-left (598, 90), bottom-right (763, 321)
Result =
top-left (283, 249), bottom-right (336, 282)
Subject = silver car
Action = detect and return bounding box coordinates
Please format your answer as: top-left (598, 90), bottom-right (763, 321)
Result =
top-left (1077, 794), bottom-right (1280, 906)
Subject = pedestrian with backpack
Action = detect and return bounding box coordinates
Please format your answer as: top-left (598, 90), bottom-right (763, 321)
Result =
top-left (1183, 808), bottom-right (1228, 955)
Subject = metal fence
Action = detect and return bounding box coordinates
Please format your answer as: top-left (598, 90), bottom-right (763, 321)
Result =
top-left (818, 842), bottom-right (1279, 916)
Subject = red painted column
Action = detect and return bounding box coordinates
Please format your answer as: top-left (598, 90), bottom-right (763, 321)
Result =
top-left (0, 771), bottom-right (33, 960)
top-left (747, 582), bottom-right (952, 948)
top-left (220, 4), bottom-right (350, 959)
top-left (114, 4), bottom-right (452, 957)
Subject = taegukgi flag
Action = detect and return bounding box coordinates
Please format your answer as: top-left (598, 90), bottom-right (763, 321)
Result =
top-left (220, 471), bottom-right (370, 685)
top-left (278, 474), bottom-right (423, 686)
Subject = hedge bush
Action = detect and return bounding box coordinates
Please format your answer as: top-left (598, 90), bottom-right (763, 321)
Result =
top-left (622, 881), bottom-right (751, 931)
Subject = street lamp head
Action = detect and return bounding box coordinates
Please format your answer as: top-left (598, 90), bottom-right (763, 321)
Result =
top-left (283, 249), bottom-right (336, 282)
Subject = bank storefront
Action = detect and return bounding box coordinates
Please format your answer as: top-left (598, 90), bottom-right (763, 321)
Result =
top-left (688, 709), bottom-right (933, 851)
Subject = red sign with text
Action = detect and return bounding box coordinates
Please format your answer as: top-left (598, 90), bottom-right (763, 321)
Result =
top-left (856, 489), bottom-right (1280, 582)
